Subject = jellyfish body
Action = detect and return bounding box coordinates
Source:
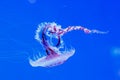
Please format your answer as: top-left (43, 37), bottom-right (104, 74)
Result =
top-left (29, 22), bottom-right (107, 67)
top-left (29, 49), bottom-right (75, 67)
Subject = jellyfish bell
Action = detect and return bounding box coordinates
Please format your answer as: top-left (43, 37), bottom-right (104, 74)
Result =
top-left (29, 48), bottom-right (75, 67)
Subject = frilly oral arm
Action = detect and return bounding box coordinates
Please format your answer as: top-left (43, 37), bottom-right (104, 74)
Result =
top-left (57, 26), bottom-right (108, 36)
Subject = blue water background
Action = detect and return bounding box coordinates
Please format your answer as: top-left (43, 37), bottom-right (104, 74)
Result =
top-left (0, 0), bottom-right (119, 80)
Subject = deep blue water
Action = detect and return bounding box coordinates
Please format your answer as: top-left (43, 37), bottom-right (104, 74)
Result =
top-left (0, 0), bottom-right (120, 80)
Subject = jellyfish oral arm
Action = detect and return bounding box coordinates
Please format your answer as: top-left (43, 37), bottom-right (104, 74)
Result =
top-left (57, 26), bottom-right (108, 36)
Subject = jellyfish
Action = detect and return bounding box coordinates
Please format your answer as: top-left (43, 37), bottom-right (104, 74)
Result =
top-left (29, 22), bottom-right (107, 67)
